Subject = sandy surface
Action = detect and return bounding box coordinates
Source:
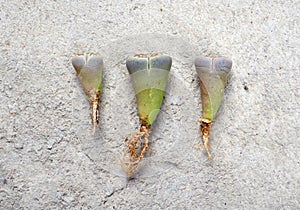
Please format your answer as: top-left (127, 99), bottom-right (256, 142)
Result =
top-left (0, 0), bottom-right (299, 209)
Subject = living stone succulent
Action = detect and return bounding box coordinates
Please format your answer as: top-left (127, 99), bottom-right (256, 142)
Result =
top-left (71, 54), bottom-right (103, 132)
top-left (195, 56), bottom-right (232, 159)
top-left (123, 53), bottom-right (172, 176)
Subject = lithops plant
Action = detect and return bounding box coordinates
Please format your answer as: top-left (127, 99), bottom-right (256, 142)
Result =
top-left (195, 56), bottom-right (232, 159)
top-left (71, 54), bottom-right (103, 132)
top-left (123, 53), bottom-right (172, 176)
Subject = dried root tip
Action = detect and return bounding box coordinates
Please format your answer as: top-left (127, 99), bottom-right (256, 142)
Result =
top-left (138, 125), bottom-right (150, 162)
top-left (91, 95), bottom-right (100, 132)
top-left (122, 125), bottom-right (151, 177)
top-left (199, 118), bottom-right (212, 159)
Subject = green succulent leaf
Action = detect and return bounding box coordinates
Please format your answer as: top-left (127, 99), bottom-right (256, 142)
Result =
top-left (72, 54), bottom-right (103, 101)
top-left (195, 56), bottom-right (232, 121)
top-left (126, 54), bottom-right (172, 126)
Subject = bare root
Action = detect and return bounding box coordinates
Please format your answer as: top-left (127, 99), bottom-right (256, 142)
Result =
top-left (199, 118), bottom-right (212, 159)
top-left (122, 125), bottom-right (151, 177)
top-left (90, 94), bottom-right (100, 133)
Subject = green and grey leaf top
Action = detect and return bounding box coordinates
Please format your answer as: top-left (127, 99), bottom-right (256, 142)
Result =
top-left (71, 54), bottom-right (103, 130)
top-left (195, 56), bottom-right (232, 121)
top-left (72, 54), bottom-right (103, 101)
top-left (126, 54), bottom-right (172, 126)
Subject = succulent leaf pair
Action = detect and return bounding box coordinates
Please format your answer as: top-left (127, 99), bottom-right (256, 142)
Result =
top-left (195, 56), bottom-right (232, 159)
top-left (124, 54), bottom-right (172, 176)
top-left (71, 54), bottom-right (103, 132)
top-left (126, 54), bottom-right (172, 127)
